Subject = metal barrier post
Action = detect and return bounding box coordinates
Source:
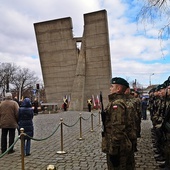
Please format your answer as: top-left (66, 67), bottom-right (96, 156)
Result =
top-left (46, 164), bottom-right (56, 170)
top-left (57, 118), bottom-right (66, 154)
top-left (20, 128), bottom-right (25, 170)
top-left (78, 113), bottom-right (84, 140)
top-left (90, 112), bottom-right (94, 132)
top-left (98, 111), bottom-right (101, 126)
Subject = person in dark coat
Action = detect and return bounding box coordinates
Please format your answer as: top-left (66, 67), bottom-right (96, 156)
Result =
top-left (63, 97), bottom-right (68, 111)
top-left (87, 98), bottom-right (92, 112)
top-left (141, 97), bottom-right (148, 120)
top-left (18, 98), bottom-right (34, 156)
top-left (32, 98), bottom-right (39, 115)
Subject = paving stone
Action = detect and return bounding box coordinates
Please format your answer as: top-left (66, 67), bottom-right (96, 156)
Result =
top-left (0, 111), bottom-right (161, 169)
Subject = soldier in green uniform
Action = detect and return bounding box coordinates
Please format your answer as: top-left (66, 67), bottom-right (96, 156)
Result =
top-left (124, 88), bottom-right (137, 169)
top-left (101, 77), bottom-right (133, 170)
top-left (151, 84), bottom-right (167, 162)
top-left (133, 90), bottom-right (142, 138)
top-left (159, 78), bottom-right (170, 169)
top-left (148, 88), bottom-right (156, 122)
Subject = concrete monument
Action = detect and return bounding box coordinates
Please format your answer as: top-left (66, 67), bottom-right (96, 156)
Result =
top-left (34, 10), bottom-right (111, 111)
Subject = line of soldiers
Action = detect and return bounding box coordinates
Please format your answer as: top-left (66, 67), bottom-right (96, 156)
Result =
top-left (101, 77), bottom-right (142, 170)
top-left (148, 76), bottom-right (170, 169)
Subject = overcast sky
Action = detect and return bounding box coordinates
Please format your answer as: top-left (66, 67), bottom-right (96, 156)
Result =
top-left (0, 0), bottom-right (170, 88)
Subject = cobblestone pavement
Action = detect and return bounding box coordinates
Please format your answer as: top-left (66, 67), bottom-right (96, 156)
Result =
top-left (0, 111), bottom-right (162, 169)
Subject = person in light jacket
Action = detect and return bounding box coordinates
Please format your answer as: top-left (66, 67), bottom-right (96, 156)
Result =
top-left (0, 92), bottom-right (19, 154)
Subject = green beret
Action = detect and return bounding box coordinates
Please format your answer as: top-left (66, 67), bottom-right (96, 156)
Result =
top-left (164, 79), bottom-right (170, 87)
top-left (111, 77), bottom-right (129, 88)
top-left (155, 85), bottom-right (161, 91)
top-left (156, 84), bottom-right (166, 91)
top-left (160, 83), bottom-right (166, 89)
top-left (149, 87), bottom-right (156, 93)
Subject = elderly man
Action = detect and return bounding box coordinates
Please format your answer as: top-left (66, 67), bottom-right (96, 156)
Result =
top-left (0, 92), bottom-right (19, 154)
top-left (102, 77), bottom-right (133, 170)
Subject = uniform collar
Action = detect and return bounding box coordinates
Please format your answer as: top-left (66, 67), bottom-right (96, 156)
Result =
top-left (108, 93), bottom-right (125, 102)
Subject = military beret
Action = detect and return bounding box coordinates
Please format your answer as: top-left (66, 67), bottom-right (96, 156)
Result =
top-left (151, 87), bottom-right (156, 93)
top-left (155, 85), bottom-right (161, 91)
top-left (156, 84), bottom-right (166, 91)
top-left (111, 77), bottom-right (129, 88)
top-left (149, 88), bottom-right (155, 93)
top-left (160, 83), bottom-right (166, 89)
top-left (168, 76), bottom-right (170, 82)
top-left (163, 79), bottom-right (170, 87)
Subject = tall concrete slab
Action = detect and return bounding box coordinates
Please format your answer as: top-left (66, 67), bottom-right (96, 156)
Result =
top-left (34, 10), bottom-right (111, 110)
top-left (82, 10), bottom-right (111, 109)
top-left (34, 17), bottom-right (78, 105)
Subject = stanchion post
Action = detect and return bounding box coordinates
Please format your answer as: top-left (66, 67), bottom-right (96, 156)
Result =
top-left (57, 118), bottom-right (66, 154)
top-left (78, 113), bottom-right (84, 140)
top-left (90, 112), bottom-right (94, 132)
top-left (20, 128), bottom-right (25, 170)
top-left (46, 164), bottom-right (56, 170)
top-left (98, 111), bottom-right (101, 126)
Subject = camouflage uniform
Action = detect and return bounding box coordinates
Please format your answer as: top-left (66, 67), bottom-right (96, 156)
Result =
top-left (124, 95), bottom-right (137, 169)
top-left (161, 80), bottom-right (170, 168)
top-left (163, 95), bottom-right (170, 168)
top-left (151, 84), bottom-right (167, 162)
top-left (147, 89), bottom-right (155, 121)
top-left (102, 93), bottom-right (132, 170)
top-left (133, 97), bottom-right (141, 138)
top-left (152, 95), bottom-right (161, 127)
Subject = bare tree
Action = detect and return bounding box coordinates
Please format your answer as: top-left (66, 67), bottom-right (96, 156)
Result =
top-left (0, 63), bottom-right (18, 96)
top-left (0, 63), bottom-right (39, 100)
top-left (12, 68), bottom-right (39, 100)
top-left (138, 0), bottom-right (170, 39)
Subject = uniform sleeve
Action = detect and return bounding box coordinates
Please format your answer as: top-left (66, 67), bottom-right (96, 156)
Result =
top-left (110, 101), bottom-right (127, 140)
top-left (110, 101), bottom-right (126, 125)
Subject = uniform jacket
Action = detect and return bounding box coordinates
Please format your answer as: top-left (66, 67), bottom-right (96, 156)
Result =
top-left (102, 93), bottom-right (132, 155)
top-left (125, 95), bottom-right (137, 140)
top-left (0, 99), bottom-right (19, 128)
top-left (18, 98), bottom-right (34, 138)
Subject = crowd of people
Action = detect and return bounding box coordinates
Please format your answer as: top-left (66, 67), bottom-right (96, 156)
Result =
top-left (101, 76), bottom-right (170, 170)
top-left (148, 77), bottom-right (170, 169)
top-left (0, 94), bottom-right (36, 156)
top-left (1, 76), bottom-right (170, 169)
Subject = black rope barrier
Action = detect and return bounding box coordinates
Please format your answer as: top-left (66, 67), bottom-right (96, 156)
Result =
top-left (26, 124), bottom-right (60, 141)
top-left (63, 117), bottom-right (80, 127)
top-left (0, 111), bottom-right (101, 169)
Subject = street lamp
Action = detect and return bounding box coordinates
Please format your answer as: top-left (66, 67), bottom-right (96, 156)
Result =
top-left (149, 73), bottom-right (154, 86)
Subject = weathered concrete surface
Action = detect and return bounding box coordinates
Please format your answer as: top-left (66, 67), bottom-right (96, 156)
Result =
top-left (34, 10), bottom-right (111, 111)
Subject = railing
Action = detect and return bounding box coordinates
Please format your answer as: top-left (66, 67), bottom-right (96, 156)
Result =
top-left (40, 102), bottom-right (58, 114)
top-left (0, 111), bottom-right (102, 170)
